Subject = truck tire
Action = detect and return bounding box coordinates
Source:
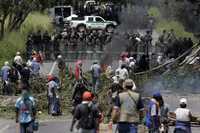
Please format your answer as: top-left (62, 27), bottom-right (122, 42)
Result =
top-left (77, 24), bottom-right (86, 32)
top-left (106, 25), bottom-right (115, 33)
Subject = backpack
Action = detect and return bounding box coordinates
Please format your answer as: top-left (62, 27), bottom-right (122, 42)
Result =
top-left (80, 104), bottom-right (96, 129)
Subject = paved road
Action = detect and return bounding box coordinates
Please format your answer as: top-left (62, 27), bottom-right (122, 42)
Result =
top-left (1, 119), bottom-right (200, 133)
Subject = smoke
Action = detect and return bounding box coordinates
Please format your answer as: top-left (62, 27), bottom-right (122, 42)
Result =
top-left (100, 2), bottom-right (151, 67)
top-left (141, 67), bottom-right (200, 97)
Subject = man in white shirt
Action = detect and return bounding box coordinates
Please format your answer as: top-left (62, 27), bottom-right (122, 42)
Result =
top-left (118, 64), bottom-right (129, 81)
top-left (174, 98), bottom-right (193, 133)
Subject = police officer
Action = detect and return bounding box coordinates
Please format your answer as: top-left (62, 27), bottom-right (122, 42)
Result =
top-left (111, 79), bottom-right (144, 133)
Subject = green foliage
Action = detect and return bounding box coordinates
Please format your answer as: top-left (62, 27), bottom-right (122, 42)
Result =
top-left (156, 19), bottom-right (196, 39)
top-left (0, 12), bottom-right (53, 66)
top-left (148, 7), bottom-right (161, 18)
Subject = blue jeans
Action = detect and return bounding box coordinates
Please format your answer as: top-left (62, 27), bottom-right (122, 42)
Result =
top-left (117, 123), bottom-right (138, 133)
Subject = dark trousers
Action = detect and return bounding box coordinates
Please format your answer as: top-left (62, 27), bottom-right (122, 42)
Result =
top-left (20, 121), bottom-right (33, 133)
top-left (117, 123), bottom-right (138, 133)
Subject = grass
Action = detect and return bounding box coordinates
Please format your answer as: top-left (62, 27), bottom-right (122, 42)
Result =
top-left (0, 12), bottom-right (53, 66)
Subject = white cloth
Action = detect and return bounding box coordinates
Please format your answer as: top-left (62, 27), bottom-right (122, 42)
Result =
top-left (119, 68), bottom-right (129, 80)
top-left (151, 99), bottom-right (161, 116)
top-left (14, 55), bottom-right (23, 65)
top-left (129, 61), bottom-right (136, 68)
top-left (175, 108), bottom-right (191, 122)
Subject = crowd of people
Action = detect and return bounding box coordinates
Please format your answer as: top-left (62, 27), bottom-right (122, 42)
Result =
top-left (26, 27), bottom-right (113, 61)
top-left (1, 52), bottom-right (41, 95)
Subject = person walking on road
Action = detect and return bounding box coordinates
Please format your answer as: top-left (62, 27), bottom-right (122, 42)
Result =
top-left (15, 85), bottom-right (36, 133)
top-left (90, 61), bottom-right (101, 93)
top-left (70, 91), bottom-right (100, 133)
top-left (111, 79), bottom-right (144, 133)
top-left (145, 92), bottom-right (162, 133)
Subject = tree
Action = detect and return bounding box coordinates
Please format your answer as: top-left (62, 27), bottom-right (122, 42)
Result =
top-left (0, 0), bottom-right (38, 39)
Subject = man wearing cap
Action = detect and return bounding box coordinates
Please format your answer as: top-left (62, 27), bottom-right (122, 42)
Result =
top-left (173, 98), bottom-right (194, 133)
top-left (145, 92), bottom-right (162, 133)
top-left (90, 61), bottom-right (101, 93)
top-left (70, 91), bottom-right (100, 133)
top-left (111, 79), bottom-right (144, 133)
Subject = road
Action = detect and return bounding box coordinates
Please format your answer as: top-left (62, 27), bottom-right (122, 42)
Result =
top-left (1, 118), bottom-right (200, 133)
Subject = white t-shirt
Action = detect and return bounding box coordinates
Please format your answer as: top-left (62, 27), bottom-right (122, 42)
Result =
top-left (151, 99), bottom-right (161, 116)
top-left (119, 68), bottom-right (129, 80)
top-left (175, 108), bottom-right (191, 122)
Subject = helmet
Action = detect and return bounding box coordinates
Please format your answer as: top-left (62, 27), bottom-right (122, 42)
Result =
top-left (180, 98), bottom-right (187, 105)
top-left (82, 91), bottom-right (92, 101)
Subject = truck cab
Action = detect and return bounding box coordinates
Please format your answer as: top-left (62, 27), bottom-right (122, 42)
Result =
top-left (70, 16), bottom-right (117, 32)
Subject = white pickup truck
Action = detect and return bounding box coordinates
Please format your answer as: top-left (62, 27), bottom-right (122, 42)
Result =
top-left (69, 16), bottom-right (118, 32)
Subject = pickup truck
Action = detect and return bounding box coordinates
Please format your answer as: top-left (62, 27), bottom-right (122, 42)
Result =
top-left (69, 16), bottom-right (118, 32)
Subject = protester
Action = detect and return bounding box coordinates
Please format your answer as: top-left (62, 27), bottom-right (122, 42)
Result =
top-left (14, 52), bottom-right (23, 66)
top-left (75, 60), bottom-right (83, 81)
top-left (118, 64), bottom-right (129, 81)
top-left (15, 85), bottom-right (36, 133)
top-left (90, 61), bottom-right (101, 93)
top-left (173, 98), bottom-right (194, 133)
top-left (21, 63), bottom-right (31, 86)
top-left (47, 75), bottom-right (60, 115)
top-left (31, 58), bottom-right (40, 77)
top-left (1, 61), bottom-right (11, 95)
top-left (70, 91), bottom-right (100, 133)
top-left (57, 55), bottom-right (66, 87)
top-left (145, 92), bottom-right (162, 133)
top-left (111, 79), bottom-right (144, 133)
